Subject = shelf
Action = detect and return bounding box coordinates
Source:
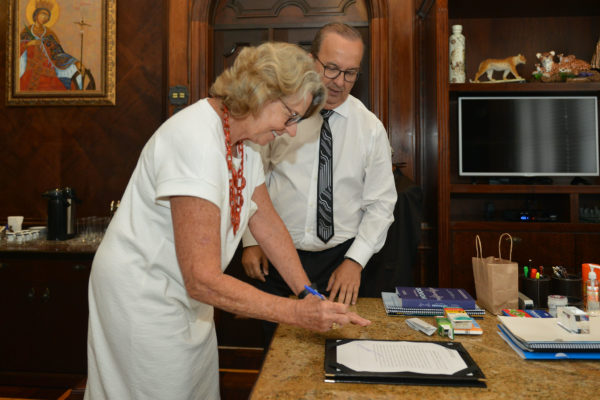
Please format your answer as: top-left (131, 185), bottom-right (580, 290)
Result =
top-left (450, 82), bottom-right (600, 93)
top-left (450, 221), bottom-right (600, 232)
top-left (434, 0), bottom-right (600, 289)
top-left (449, 0), bottom-right (600, 19)
top-left (451, 184), bottom-right (600, 194)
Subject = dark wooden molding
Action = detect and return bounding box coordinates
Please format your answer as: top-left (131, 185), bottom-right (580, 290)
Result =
top-left (368, 0), bottom-right (389, 130)
top-left (435, 0), bottom-right (450, 288)
top-left (225, 0), bottom-right (357, 18)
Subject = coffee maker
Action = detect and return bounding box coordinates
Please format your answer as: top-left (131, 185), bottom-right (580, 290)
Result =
top-left (42, 187), bottom-right (79, 240)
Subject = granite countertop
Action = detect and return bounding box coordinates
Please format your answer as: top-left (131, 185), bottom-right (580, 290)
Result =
top-left (250, 298), bottom-right (600, 399)
top-left (0, 238), bottom-right (98, 254)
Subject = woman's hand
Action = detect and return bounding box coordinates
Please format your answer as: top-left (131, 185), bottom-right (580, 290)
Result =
top-left (292, 296), bottom-right (371, 332)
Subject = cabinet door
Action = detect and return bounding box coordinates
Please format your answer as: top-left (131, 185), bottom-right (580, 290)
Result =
top-left (0, 256), bottom-right (91, 374)
top-left (36, 259), bottom-right (91, 373)
top-left (451, 231), bottom-right (576, 296)
top-left (0, 260), bottom-right (40, 372)
top-left (576, 233), bottom-right (600, 270)
top-left (217, 245), bottom-right (264, 348)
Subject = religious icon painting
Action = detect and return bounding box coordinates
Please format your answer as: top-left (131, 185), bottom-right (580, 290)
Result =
top-left (6, 0), bottom-right (116, 105)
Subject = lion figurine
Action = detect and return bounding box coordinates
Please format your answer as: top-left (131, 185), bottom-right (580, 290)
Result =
top-left (470, 54), bottom-right (526, 82)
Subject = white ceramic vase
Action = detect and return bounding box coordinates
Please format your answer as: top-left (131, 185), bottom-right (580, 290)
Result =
top-left (449, 25), bottom-right (465, 83)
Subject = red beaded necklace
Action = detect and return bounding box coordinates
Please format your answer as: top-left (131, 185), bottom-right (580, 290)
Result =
top-left (223, 105), bottom-right (246, 234)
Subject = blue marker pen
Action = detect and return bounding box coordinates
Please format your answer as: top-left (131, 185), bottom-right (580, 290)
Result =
top-left (304, 284), bottom-right (326, 300)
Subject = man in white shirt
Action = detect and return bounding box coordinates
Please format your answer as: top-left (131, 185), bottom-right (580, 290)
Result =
top-left (242, 23), bottom-right (396, 342)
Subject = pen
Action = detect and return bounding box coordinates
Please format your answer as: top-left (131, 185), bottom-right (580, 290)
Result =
top-left (304, 284), bottom-right (326, 300)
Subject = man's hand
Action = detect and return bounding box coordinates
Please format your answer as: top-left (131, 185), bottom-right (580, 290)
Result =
top-left (241, 245), bottom-right (269, 282)
top-left (326, 258), bottom-right (362, 305)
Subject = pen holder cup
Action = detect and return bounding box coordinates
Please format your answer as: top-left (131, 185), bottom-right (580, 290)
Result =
top-left (551, 274), bottom-right (583, 307)
top-left (520, 276), bottom-right (551, 308)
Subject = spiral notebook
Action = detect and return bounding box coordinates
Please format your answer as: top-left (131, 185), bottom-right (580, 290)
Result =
top-left (497, 316), bottom-right (600, 352)
top-left (381, 292), bottom-right (485, 317)
top-left (498, 328), bottom-right (600, 360)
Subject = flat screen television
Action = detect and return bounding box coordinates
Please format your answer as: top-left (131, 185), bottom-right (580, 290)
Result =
top-left (458, 96), bottom-right (599, 177)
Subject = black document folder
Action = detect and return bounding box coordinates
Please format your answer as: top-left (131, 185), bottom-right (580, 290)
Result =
top-left (324, 339), bottom-right (486, 388)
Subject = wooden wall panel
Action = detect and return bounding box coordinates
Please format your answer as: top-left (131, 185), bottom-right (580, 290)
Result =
top-left (0, 1), bottom-right (166, 224)
top-left (386, 0), bottom-right (416, 177)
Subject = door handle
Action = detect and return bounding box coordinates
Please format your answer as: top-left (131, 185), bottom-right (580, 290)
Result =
top-left (73, 264), bottom-right (88, 271)
top-left (42, 288), bottom-right (51, 303)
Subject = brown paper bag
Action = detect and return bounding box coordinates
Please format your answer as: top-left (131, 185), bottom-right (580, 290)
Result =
top-left (472, 233), bottom-right (519, 315)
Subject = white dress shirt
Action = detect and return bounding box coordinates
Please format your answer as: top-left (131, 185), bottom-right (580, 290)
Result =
top-left (243, 95), bottom-right (397, 267)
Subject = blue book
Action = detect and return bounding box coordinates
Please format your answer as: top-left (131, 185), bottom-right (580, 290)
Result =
top-left (498, 327), bottom-right (600, 360)
top-left (394, 287), bottom-right (476, 309)
top-left (501, 309), bottom-right (553, 318)
top-left (524, 309), bottom-right (553, 318)
top-left (381, 292), bottom-right (485, 317)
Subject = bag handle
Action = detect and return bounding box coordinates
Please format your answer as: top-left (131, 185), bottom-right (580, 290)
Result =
top-left (475, 235), bottom-right (483, 260)
top-left (498, 233), bottom-right (513, 261)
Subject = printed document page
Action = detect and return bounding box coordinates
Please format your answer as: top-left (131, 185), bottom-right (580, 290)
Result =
top-left (336, 340), bottom-right (467, 375)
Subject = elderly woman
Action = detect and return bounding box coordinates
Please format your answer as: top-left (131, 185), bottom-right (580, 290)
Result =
top-left (85, 42), bottom-right (370, 400)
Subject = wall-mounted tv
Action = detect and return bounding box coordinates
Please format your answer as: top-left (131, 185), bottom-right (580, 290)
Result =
top-left (458, 96), bottom-right (599, 177)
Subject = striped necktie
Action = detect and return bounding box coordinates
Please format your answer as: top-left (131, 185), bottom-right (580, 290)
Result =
top-left (317, 109), bottom-right (334, 243)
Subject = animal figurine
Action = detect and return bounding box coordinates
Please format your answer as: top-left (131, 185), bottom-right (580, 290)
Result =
top-left (557, 54), bottom-right (591, 75)
top-left (534, 51), bottom-right (559, 78)
top-left (470, 54), bottom-right (526, 82)
top-left (533, 51), bottom-right (594, 82)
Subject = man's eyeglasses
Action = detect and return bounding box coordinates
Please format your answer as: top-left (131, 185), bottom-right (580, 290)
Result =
top-left (315, 56), bottom-right (359, 83)
top-left (280, 88), bottom-right (325, 126)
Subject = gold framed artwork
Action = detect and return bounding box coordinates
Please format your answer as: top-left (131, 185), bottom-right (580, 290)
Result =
top-left (6, 0), bottom-right (116, 106)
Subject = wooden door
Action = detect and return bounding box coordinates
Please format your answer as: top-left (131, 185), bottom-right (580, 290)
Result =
top-left (166, 0), bottom-right (417, 176)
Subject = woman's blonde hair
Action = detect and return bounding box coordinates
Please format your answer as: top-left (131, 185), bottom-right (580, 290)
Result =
top-left (210, 42), bottom-right (325, 118)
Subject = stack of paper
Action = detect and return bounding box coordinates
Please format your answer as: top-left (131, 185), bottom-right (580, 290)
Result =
top-left (497, 315), bottom-right (600, 360)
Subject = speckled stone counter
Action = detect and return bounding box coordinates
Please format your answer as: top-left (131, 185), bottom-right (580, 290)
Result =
top-left (250, 298), bottom-right (600, 399)
top-left (0, 238), bottom-right (98, 254)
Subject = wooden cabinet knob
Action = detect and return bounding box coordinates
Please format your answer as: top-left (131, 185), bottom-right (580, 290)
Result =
top-left (42, 288), bottom-right (51, 303)
top-left (27, 288), bottom-right (36, 302)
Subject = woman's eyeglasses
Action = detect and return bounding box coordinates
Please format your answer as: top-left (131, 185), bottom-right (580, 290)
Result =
top-left (280, 88), bottom-right (324, 126)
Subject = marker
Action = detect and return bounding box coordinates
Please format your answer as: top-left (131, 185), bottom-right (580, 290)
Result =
top-left (530, 268), bottom-right (537, 279)
top-left (524, 266), bottom-right (529, 279)
top-left (536, 272), bottom-right (540, 279)
top-left (304, 284), bottom-right (326, 300)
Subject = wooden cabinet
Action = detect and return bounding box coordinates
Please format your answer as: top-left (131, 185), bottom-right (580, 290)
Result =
top-left (429, 0), bottom-right (600, 290)
top-left (0, 249), bottom-right (93, 386)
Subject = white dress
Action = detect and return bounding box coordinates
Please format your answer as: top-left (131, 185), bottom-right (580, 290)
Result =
top-left (85, 99), bottom-right (264, 399)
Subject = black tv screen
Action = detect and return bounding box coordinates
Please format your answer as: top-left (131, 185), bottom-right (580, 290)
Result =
top-left (459, 96), bottom-right (599, 177)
